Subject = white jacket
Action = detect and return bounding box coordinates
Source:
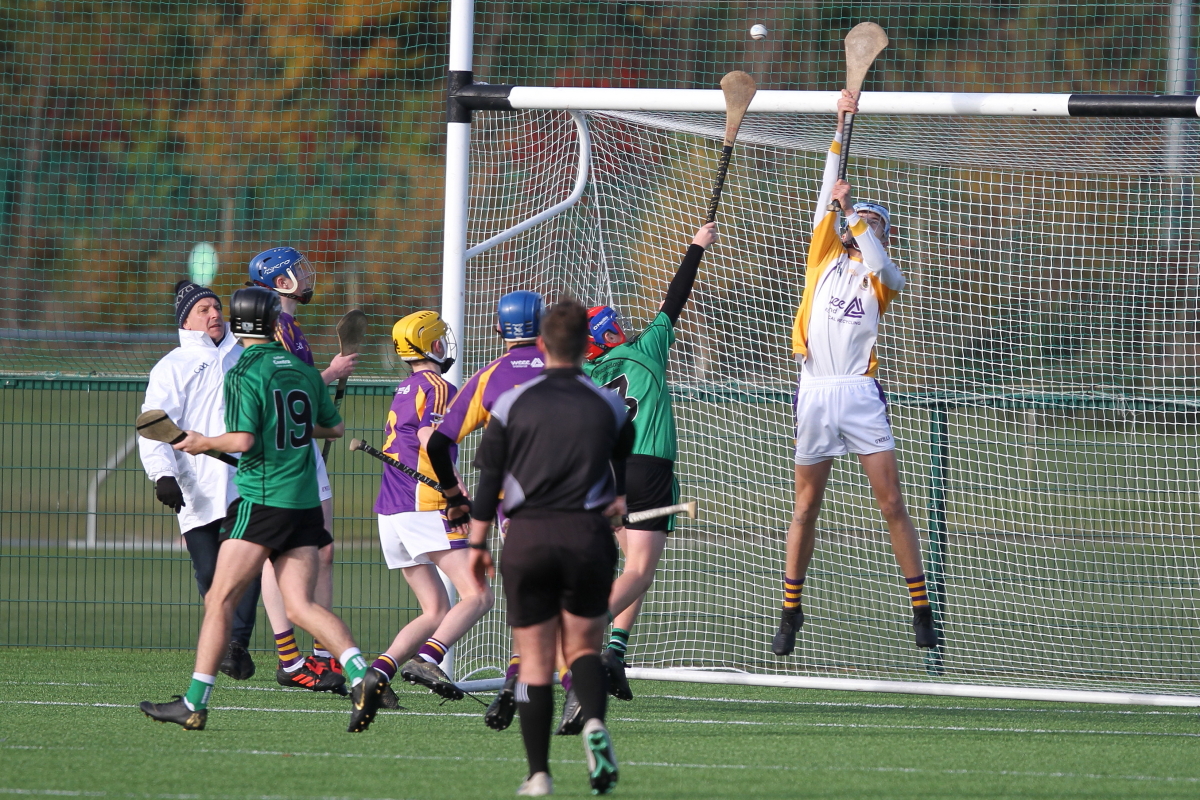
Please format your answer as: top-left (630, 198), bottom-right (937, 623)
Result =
top-left (139, 325), bottom-right (243, 534)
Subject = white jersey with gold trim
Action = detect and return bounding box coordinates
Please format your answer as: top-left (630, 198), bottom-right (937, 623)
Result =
top-left (791, 132), bottom-right (905, 378)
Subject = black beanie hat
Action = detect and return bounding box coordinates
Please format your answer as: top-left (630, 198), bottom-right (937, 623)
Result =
top-left (175, 280), bottom-right (221, 328)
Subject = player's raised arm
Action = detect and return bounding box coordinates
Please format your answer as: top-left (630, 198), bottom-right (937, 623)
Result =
top-left (813, 90), bottom-right (859, 230)
top-left (658, 222), bottom-right (717, 325)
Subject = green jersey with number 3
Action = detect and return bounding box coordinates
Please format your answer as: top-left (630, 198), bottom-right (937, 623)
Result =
top-left (583, 311), bottom-right (676, 461)
top-left (224, 341), bottom-right (341, 508)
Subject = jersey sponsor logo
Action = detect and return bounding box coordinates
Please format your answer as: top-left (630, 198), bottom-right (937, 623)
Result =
top-left (531, 357), bottom-right (544, 367)
top-left (394, 384), bottom-right (412, 395)
top-left (601, 374), bottom-right (639, 421)
top-left (272, 356), bottom-right (291, 366)
top-left (510, 358), bottom-right (542, 368)
top-left (843, 297), bottom-right (865, 319)
top-left (193, 362), bottom-right (209, 374)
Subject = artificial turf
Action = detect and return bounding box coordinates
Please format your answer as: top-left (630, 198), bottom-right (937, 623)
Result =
top-left (1, 648), bottom-right (1198, 799)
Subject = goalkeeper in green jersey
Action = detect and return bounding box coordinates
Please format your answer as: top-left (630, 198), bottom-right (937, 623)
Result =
top-left (583, 221), bottom-right (716, 702)
top-left (139, 287), bottom-right (387, 733)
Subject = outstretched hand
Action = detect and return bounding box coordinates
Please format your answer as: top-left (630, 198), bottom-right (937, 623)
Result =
top-left (323, 352), bottom-right (359, 384)
top-left (692, 222), bottom-right (717, 249)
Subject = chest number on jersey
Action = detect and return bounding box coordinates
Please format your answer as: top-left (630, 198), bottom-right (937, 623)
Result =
top-left (273, 389), bottom-right (313, 450)
top-left (602, 375), bottom-right (639, 421)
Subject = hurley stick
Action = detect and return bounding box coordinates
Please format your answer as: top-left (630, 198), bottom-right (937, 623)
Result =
top-left (831, 22), bottom-right (889, 212)
top-left (705, 70), bottom-right (758, 223)
top-left (322, 309), bottom-right (368, 461)
top-left (614, 500), bottom-right (698, 527)
top-left (348, 438), bottom-right (444, 491)
top-left (135, 410), bottom-right (240, 468)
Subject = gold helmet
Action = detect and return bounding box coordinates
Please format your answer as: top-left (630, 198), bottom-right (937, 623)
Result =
top-left (391, 310), bottom-right (457, 370)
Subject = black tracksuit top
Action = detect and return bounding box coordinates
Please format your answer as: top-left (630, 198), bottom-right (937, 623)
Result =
top-left (471, 367), bottom-right (635, 520)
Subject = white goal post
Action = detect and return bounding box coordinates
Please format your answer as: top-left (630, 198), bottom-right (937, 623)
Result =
top-left (440, 0), bottom-right (1200, 707)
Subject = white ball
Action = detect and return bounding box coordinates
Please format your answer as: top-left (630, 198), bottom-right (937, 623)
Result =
top-left (750, 24), bottom-right (768, 40)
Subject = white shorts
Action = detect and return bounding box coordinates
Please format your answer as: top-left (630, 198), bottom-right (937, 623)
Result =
top-left (377, 511), bottom-right (453, 570)
top-left (794, 374), bottom-right (895, 465)
top-left (312, 441), bottom-right (333, 502)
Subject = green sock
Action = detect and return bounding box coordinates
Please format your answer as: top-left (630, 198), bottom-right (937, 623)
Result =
top-left (184, 672), bottom-right (215, 711)
top-left (340, 647), bottom-right (368, 687)
top-left (607, 628), bottom-right (630, 663)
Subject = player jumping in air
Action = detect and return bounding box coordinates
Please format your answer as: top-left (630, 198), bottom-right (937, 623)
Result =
top-left (582, 222), bottom-right (717, 708)
top-left (773, 89), bottom-right (937, 657)
top-left (366, 311), bottom-right (495, 701)
top-left (140, 287), bottom-right (388, 732)
top-left (467, 299), bottom-right (632, 796)
top-left (247, 247), bottom-right (359, 693)
top-left (140, 281), bottom-right (260, 681)
top-left (424, 290), bottom-right (545, 726)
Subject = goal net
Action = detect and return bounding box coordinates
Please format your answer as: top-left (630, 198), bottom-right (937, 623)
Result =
top-left (450, 106), bottom-right (1200, 699)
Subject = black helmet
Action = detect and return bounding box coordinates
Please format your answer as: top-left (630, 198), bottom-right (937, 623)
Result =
top-left (229, 286), bottom-right (281, 339)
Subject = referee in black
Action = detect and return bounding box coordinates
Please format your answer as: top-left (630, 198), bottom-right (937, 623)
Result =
top-left (468, 298), bottom-right (633, 797)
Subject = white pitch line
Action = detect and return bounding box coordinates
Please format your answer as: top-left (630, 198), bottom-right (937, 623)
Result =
top-left (612, 716), bottom-right (1200, 738)
top-left (638, 693), bottom-right (1200, 716)
top-left (2, 699), bottom-right (1193, 738)
top-left (0, 790), bottom-right (417, 800)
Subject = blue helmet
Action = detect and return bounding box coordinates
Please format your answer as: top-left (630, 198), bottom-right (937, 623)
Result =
top-left (496, 291), bottom-right (543, 341)
top-left (586, 305), bottom-right (626, 360)
top-left (248, 247), bottom-right (316, 305)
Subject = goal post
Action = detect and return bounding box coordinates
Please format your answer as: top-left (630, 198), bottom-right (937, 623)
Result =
top-left (440, 6), bottom-right (1200, 706)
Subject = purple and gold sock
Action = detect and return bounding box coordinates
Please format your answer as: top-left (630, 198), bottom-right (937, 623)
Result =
top-left (372, 654), bottom-right (398, 681)
top-left (782, 576), bottom-right (804, 612)
top-left (505, 654), bottom-right (520, 681)
top-left (559, 669), bottom-right (572, 695)
top-left (417, 637), bottom-right (448, 665)
top-left (274, 628), bottom-right (302, 670)
top-left (906, 574), bottom-right (930, 608)
top-left (312, 639), bottom-right (333, 659)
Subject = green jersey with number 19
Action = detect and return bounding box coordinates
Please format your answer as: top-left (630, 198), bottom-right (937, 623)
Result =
top-left (583, 311), bottom-right (676, 462)
top-left (224, 341), bottom-right (342, 508)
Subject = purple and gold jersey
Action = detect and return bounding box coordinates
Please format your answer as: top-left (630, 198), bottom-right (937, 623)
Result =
top-left (275, 312), bottom-right (315, 368)
top-left (373, 370), bottom-right (458, 515)
top-left (436, 343), bottom-right (545, 444)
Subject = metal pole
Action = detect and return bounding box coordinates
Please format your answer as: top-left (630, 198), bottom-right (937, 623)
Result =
top-left (441, 0), bottom-right (474, 391)
top-left (1166, 0), bottom-right (1194, 172)
top-left (437, 0), bottom-right (475, 680)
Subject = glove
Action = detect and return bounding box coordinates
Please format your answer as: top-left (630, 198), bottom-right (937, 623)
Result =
top-left (443, 492), bottom-right (472, 526)
top-left (155, 476), bottom-right (185, 513)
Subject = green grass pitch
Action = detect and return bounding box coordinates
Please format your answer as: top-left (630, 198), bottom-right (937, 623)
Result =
top-left (1, 649), bottom-right (1198, 799)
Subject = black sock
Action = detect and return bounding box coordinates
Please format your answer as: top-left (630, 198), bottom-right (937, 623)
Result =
top-left (516, 682), bottom-right (553, 775)
top-left (569, 653), bottom-right (608, 724)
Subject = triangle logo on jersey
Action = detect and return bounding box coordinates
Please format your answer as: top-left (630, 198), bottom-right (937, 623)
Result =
top-left (843, 297), bottom-right (865, 319)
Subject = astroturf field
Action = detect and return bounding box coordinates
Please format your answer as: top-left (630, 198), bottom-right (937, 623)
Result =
top-left (1, 649), bottom-right (1198, 799)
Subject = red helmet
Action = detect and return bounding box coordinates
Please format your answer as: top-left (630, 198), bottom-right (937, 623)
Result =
top-left (586, 305), bottom-right (626, 360)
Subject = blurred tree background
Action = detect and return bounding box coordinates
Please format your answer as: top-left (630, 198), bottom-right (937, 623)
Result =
top-left (0, 1), bottom-right (1192, 376)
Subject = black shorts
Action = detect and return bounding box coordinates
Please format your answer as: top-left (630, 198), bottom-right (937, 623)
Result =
top-left (625, 455), bottom-right (677, 532)
top-left (219, 498), bottom-right (333, 559)
top-left (500, 509), bottom-right (618, 627)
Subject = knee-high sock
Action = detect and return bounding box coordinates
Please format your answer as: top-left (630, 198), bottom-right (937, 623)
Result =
top-left (516, 682), bottom-right (553, 776)
top-left (569, 654), bottom-right (608, 723)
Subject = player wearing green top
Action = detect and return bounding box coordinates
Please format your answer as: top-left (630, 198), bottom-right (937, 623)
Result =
top-left (582, 222), bottom-right (716, 704)
top-left (139, 287), bottom-right (388, 733)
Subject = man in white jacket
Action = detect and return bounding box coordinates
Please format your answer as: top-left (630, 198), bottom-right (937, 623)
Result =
top-left (139, 280), bottom-right (260, 680)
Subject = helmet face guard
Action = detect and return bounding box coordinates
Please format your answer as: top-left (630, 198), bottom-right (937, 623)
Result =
top-left (850, 202), bottom-right (891, 238)
top-left (586, 305), bottom-right (626, 360)
top-left (248, 247), bottom-right (317, 305)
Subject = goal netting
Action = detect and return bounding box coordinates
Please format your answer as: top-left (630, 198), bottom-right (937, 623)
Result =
top-left (450, 107), bottom-right (1200, 698)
